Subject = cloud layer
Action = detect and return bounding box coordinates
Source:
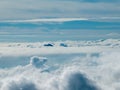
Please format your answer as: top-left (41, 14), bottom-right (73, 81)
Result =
top-left (0, 39), bottom-right (120, 90)
top-left (0, 39), bottom-right (120, 57)
top-left (0, 51), bottom-right (120, 90)
top-left (0, 0), bottom-right (119, 20)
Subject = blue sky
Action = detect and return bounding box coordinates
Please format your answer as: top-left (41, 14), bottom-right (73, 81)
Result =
top-left (0, 0), bottom-right (119, 20)
top-left (0, 0), bottom-right (119, 42)
top-left (0, 20), bottom-right (120, 42)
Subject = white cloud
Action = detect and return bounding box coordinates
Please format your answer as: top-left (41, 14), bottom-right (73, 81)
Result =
top-left (1, 18), bottom-right (88, 23)
top-left (0, 39), bottom-right (120, 57)
top-left (0, 39), bottom-right (120, 90)
top-left (106, 33), bottom-right (120, 36)
top-left (0, 51), bottom-right (120, 90)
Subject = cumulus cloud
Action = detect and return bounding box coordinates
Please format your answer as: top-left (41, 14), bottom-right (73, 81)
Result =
top-left (1, 51), bottom-right (120, 90)
top-left (30, 56), bottom-right (47, 68)
top-left (2, 78), bottom-right (37, 90)
top-left (0, 55), bottom-right (99, 90)
top-left (42, 69), bottom-right (99, 90)
top-left (62, 71), bottom-right (98, 90)
top-left (0, 39), bottom-right (120, 90)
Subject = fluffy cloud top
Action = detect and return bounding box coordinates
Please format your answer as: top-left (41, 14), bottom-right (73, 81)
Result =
top-left (1, 51), bottom-right (120, 90)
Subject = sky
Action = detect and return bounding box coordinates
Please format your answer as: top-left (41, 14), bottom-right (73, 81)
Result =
top-left (0, 1), bottom-right (120, 90)
top-left (0, 0), bottom-right (120, 42)
top-left (0, 0), bottom-right (120, 20)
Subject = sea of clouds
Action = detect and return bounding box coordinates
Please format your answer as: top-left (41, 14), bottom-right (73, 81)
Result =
top-left (0, 39), bottom-right (120, 90)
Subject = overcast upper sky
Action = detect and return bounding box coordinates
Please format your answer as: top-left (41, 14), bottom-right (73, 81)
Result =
top-left (0, 0), bottom-right (120, 20)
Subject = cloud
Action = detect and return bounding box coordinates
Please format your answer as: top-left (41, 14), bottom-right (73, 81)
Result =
top-left (106, 33), bottom-right (120, 36)
top-left (2, 78), bottom-right (37, 90)
top-left (0, 55), bottom-right (99, 90)
top-left (1, 17), bottom-right (120, 23)
top-left (30, 56), bottom-right (47, 68)
top-left (1, 51), bottom-right (120, 90)
top-left (0, 0), bottom-right (119, 20)
top-left (1, 18), bottom-right (88, 23)
top-left (64, 0), bottom-right (120, 3)
top-left (0, 39), bottom-right (120, 57)
top-left (63, 71), bottom-right (98, 90)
